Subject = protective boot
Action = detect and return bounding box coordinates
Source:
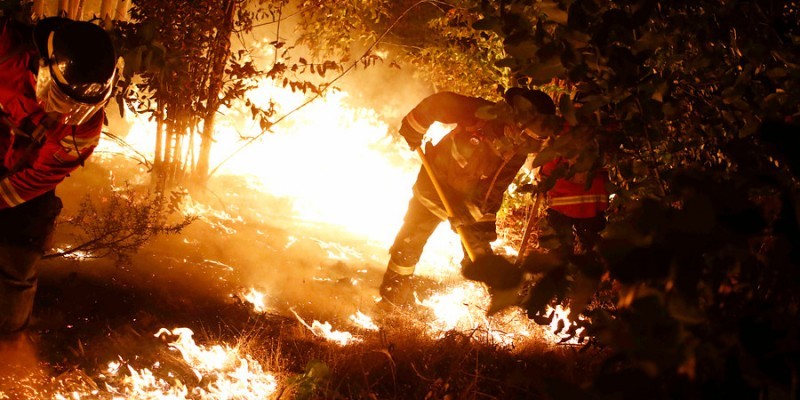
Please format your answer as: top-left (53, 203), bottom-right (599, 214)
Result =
top-left (379, 260), bottom-right (416, 307)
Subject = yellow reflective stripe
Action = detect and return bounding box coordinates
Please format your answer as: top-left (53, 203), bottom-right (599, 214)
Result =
top-left (550, 194), bottom-right (609, 206)
top-left (388, 261), bottom-right (415, 276)
top-left (0, 180), bottom-right (25, 207)
top-left (404, 111), bottom-right (428, 135)
top-left (59, 135), bottom-right (99, 151)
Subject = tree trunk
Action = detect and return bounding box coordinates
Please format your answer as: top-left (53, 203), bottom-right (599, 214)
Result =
top-left (193, 0), bottom-right (236, 185)
top-left (32, 0), bottom-right (46, 19)
top-left (100, 0), bottom-right (115, 21)
top-left (115, 0), bottom-right (130, 22)
top-left (57, 0), bottom-right (69, 16)
top-left (74, 0), bottom-right (86, 20)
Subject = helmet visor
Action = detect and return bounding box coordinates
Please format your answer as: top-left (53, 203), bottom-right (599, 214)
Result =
top-left (36, 60), bottom-right (111, 126)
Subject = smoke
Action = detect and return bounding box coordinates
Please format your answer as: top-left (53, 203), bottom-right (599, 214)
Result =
top-left (47, 4), bottom-right (459, 326)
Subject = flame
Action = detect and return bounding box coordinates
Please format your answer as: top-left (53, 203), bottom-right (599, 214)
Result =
top-left (93, 52), bottom-right (582, 356)
top-left (545, 304), bottom-right (586, 345)
top-left (417, 281), bottom-right (532, 346)
top-left (54, 328), bottom-right (279, 399)
top-left (51, 247), bottom-right (93, 260)
top-left (292, 310), bottom-right (361, 346)
top-left (241, 288), bottom-right (269, 313)
top-left (101, 78), bottom-right (464, 273)
top-left (349, 311), bottom-right (379, 331)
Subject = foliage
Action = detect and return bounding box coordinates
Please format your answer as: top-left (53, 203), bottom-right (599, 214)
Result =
top-left (283, 359), bottom-right (333, 400)
top-left (462, 0), bottom-right (800, 397)
top-left (45, 184), bottom-right (196, 265)
top-left (300, 0), bottom-right (800, 396)
top-left (294, 0), bottom-right (510, 99)
top-left (110, 0), bottom-right (301, 186)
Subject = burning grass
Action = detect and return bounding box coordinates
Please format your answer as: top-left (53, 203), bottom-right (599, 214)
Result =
top-left (0, 85), bottom-right (612, 398)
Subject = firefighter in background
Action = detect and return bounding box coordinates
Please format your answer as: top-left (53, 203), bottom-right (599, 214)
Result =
top-left (380, 88), bottom-right (557, 306)
top-left (0, 17), bottom-right (116, 334)
top-left (537, 153), bottom-right (609, 260)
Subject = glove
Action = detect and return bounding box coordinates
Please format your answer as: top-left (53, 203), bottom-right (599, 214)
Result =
top-left (462, 254), bottom-right (523, 290)
top-left (448, 216), bottom-right (465, 231)
top-left (399, 122), bottom-right (423, 150)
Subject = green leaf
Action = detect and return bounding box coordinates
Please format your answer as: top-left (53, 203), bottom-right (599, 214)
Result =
top-left (568, 271), bottom-right (600, 320)
top-left (495, 57), bottom-right (518, 68)
top-left (539, 1), bottom-right (569, 25)
top-left (532, 144), bottom-right (561, 168)
top-left (522, 57), bottom-right (564, 85)
top-left (305, 360), bottom-right (330, 380)
top-left (505, 38), bottom-right (539, 59)
top-left (559, 94), bottom-right (577, 125)
top-left (633, 31), bottom-right (666, 53)
top-left (666, 294), bottom-right (705, 324)
top-left (519, 252), bottom-right (564, 274)
top-left (472, 17), bottom-right (500, 31)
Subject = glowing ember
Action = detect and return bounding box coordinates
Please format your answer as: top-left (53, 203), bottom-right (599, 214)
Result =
top-left (292, 310), bottom-right (362, 346)
top-left (51, 247), bottom-right (93, 260)
top-left (349, 311), bottom-right (379, 331)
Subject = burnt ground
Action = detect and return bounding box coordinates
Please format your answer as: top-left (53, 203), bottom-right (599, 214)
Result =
top-left (0, 168), bottom-right (606, 399)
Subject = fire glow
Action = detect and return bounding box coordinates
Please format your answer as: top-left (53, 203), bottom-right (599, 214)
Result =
top-left (105, 80), bottom-right (584, 346)
top-left (88, 66), bottom-right (585, 395)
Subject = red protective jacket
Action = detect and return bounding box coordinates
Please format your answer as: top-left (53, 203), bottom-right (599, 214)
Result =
top-left (541, 157), bottom-right (609, 219)
top-left (400, 91), bottom-right (540, 222)
top-left (0, 18), bottom-right (102, 209)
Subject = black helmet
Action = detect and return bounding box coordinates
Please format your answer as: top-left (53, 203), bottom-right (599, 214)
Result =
top-left (503, 88), bottom-right (556, 115)
top-left (33, 17), bottom-right (116, 125)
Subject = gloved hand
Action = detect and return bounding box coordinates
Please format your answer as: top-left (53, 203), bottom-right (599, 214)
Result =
top-left (462, 254), bottom-right (524, 290)
top-left (399, 122), bottom-right (423, 150)
top-left (447, 216), bottom-right (465, 231)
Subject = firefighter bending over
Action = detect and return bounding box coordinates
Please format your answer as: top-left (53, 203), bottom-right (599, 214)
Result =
top-left (380, 88), bottom-right (556, 306)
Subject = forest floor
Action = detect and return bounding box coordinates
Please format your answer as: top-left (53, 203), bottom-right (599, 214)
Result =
top-left (0, 163), bottom-right (608, 399)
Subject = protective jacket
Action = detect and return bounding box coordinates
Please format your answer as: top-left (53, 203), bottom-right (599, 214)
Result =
top-left (541, 157), bottom-right (609, 219)
top-left (399, 91), bottom-right (539, 222)
top-left (0, 18), bottom-right (102, 209)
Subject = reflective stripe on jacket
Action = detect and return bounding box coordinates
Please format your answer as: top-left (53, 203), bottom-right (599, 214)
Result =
top-left (400, 92), bottom-right (536, 222)
top-left (541, 158), bottom-right (609, 219)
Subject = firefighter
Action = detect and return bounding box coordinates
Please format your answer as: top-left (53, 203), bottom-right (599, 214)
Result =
top-left (0, 17), bottom-right (116, 334)
top-left (538, 155), bottom-right (609, 259)
top-left (379, 88), bottom-right (556, 306)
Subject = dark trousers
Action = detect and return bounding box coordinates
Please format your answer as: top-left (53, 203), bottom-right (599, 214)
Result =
top-left (389, 195), bottom-right (496, 271)
top-left (0, 191), bottom-right (62, 333)
top-left (545, 209), bottom-right (606, 256)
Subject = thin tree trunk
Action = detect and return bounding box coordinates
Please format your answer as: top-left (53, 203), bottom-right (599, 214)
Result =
top-left (57, 0), bottom-right (69, 16)
top-left (100, 0), bottom-right (115, 21)
top-left (194, 0), bottom-right (236, 185)
top-left (115, 0), bottom-right (130, 22)
top-left (74, 0), bottom-right (86, 21)
top-left (32, 0), bottom-right (46, 19)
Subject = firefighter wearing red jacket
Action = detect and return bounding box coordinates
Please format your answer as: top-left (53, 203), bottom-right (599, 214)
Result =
top-left (539, 156), bottom-right (609, 258)
top-left (380, 89), bottom-right (556, 306)
top-left (0, 17), bottom-right (116, 333)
